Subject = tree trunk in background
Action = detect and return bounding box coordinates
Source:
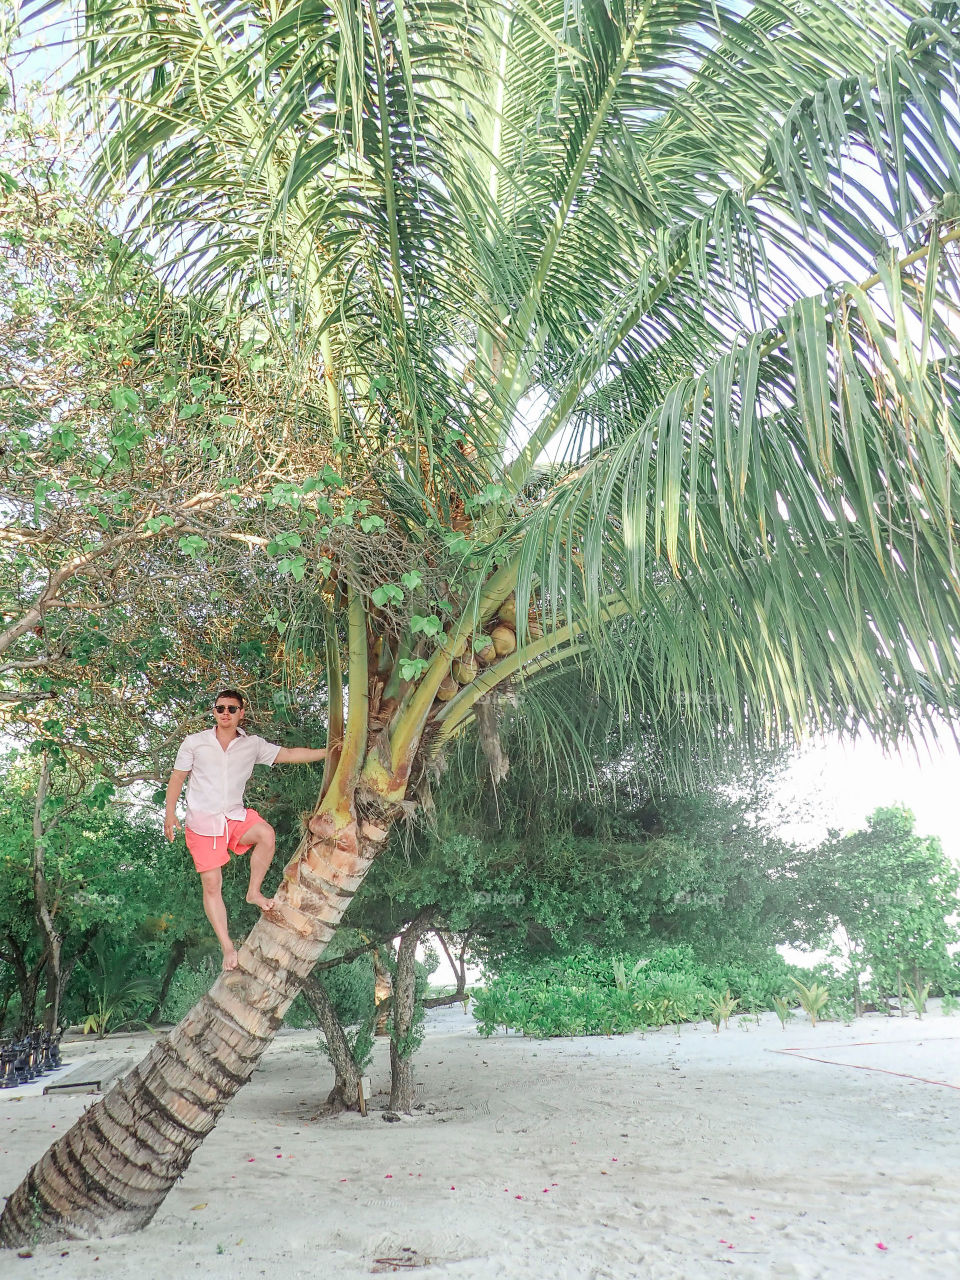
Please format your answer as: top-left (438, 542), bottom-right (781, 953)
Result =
top-left (41, 949), bottom-right (63, 1035)
top-left (301, 973), bottom-right (365, 1113)
top-left (45, 926), bottom-right (101, 1033)
top-left (2, 935), bottom-right (44, 1037)
top-left (0, 798), bottom-right (394, 1246)
top-left (372, 947), bottom-right (393, 1035)
top-left (33, 757), bottom-right (64, 1036)
top-left (15, 967), bottom-right (43, 1037)
top-left (423, 930), bottom-right (471, 1010)
top-left (147, 938), bottom-right (189, 1025)
top-left (389, 912), bottom-right (432, 1115)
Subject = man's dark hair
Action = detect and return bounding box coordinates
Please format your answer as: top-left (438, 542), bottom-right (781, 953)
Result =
top-left (214, 689), bottom-right (245, 707)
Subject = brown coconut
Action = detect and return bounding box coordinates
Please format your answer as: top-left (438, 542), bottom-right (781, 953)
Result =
top-left (454, 654), bottom-right (479, 684)
top-left (497, 596), bottom-right (517, 626)
top-left (474, 638), bottom-right (497, 666)
top-left (445, 632), bottom-right (468, 658)
top-left (435, 674), bottom-right (459, 701)
top-left (491, 624), bottom-right (517, 656)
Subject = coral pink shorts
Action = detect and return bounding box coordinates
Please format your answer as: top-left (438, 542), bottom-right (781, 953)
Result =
top-left (185, 809), bottom-right (265, 874)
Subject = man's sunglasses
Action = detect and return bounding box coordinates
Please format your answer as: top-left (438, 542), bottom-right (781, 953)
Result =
top-left (215, 703), bottom-right (241, 714)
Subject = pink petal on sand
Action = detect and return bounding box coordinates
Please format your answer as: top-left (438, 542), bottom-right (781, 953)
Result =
top-left (876, 1243), bottom-right (888, 1251)
top-left (515, 1195), bottom-right (523, 1200)
top-left (276, 1154), bottom-right (282, 1159)
top-left (247, 1158), bottom-right (255, 1162)
top-left (450, 1186), bottom-right (456, 1191)
top-left (385, 1175), bottom-right (392, 1179)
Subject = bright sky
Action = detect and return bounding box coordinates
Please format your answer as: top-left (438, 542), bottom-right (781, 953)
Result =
top-left (774, 727), bottom-right (960, 866)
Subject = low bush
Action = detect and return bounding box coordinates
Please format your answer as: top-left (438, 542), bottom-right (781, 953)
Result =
top-left (162, 959), bottom-right (220, 1023)
top-left (472, 945), bottom-right (810, 1038)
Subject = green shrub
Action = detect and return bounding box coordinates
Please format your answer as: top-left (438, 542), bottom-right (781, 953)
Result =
top-left (283, 992), bottom-right (319, 1029)
top-left (319, 950), bottom-right (376, 1026)
top-left (78, 937), bottom-right (158, 1037)
top-left (709, 990), bottom-right (740, 1031)
top-left (473, 945), bottom-right (810, 1038)
top-left (162, 958), bottom-right (219, 1022)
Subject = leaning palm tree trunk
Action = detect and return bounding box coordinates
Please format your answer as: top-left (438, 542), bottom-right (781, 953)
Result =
top-left (0, 792), bottom-right (393, 1244)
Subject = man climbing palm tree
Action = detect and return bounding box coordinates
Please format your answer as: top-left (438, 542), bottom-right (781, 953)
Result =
top-left (164, 690), bottom-right (327, 970)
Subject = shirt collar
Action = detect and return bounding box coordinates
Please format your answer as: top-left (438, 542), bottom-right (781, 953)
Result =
top-left (203, 726), bottom-right (248, 739)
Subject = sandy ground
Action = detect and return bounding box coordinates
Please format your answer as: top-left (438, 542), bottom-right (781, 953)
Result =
top-left (3, 1003), bottom-right (960, 1279)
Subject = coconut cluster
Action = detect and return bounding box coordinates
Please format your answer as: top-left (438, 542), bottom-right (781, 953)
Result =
top-left (434, 594), bottom-right (537, 705)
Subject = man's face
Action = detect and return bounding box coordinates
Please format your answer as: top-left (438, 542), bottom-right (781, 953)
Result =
top-left (213, 698), bottom-right (245, 729)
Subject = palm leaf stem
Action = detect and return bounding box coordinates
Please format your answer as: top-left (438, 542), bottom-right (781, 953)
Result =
top-left (319, 614), bottom-right (344, 802)
top-left (322, 584), bottom-right (367, 810)
top-left (366, 1), bottom-right (409, 342)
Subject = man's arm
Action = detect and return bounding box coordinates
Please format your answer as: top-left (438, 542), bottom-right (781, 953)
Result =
top-left (274, 747), bottom-right (327, 765)
top-left (164, 769), bottom-right (189, 840)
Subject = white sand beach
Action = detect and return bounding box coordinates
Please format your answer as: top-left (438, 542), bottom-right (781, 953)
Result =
top-left (3, 1004), bottom-right (960, 1279)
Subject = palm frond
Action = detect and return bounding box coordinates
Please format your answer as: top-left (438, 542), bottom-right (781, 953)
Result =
top-left (32, 0), bottom-right (960, 761)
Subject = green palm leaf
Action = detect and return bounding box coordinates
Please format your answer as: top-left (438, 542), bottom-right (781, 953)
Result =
top-left (31, 0), bottom-right (960, 757)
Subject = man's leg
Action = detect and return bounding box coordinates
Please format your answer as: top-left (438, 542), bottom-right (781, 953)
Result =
top-left (237, 821), bottom-right (277, 911)
top-left (199, 867), bottom-right (238, 970)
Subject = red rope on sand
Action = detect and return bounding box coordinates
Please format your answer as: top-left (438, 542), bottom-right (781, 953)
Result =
top-left (782, 1036), bottom-right (960, 1051)
top-left (773, 1038), bottom-right (960, 1090)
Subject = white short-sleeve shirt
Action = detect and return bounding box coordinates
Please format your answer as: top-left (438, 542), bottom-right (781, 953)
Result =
top-left (173, 727), bottom-right (281, 836)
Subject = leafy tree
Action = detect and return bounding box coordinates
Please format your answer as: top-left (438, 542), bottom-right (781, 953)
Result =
top-left (301, 942), bottom-right (379, 1114)
top-left (797, 806), bottom-right (960, 1008)
top-left (347, 717), bottom-right (803, 972)
top-left (0, 751), bottom-right (206, 1034)
top-left (6, 0), bottom-right (960, 1246)
top-left (0, 94), bottom-right (329, 777)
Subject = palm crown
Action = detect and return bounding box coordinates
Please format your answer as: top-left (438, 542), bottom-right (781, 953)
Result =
top-left (73, 0), bottom-right (960, 767)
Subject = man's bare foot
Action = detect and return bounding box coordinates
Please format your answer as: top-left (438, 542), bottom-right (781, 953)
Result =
top-left (246, 891), bottom-right (276, 912)
top-left (222, 947), bottom-right (239, 971)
